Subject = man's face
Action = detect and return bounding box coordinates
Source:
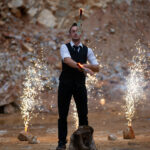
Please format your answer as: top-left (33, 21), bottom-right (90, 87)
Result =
top-left (70, 26), bottom-right (82, 41)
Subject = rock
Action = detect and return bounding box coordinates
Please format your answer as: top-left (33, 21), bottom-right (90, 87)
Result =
top-left (69, 125), bottom-right (97, 150)
top-left (102, 36), bottom-right (107, 41)
top-left (0, 130), bottom-right (8, 136)
top-left (4, 104), bottom-right (15, 114)
top-left (123, 126), bottom-right (135, 139)
top-left (90, 32), bottom-right (94, 36)
top-left (46, 0), bottom-right (59, 12)
top-left (2, 33), bottom-right (22, 40)
top-left (109, 28), bottom-right (115, 34)
top-left (8, 0), bottom-right (27, 17)
top-left (48, 41), bottom-right (57, 50)
top-left (18, 130), bottom-right (33, 141)
top-left (0, 91), bottom-right (15, 107)
top-left (0, 20), bottom-right (5, 26)
top-left (10, 8), bottom-right (22, 18)
top-left (108, 134), bottom-right (117, 141)
top-left (34, 105), bottom-right (50, 113)
top-left (28, 135), bottom-right (40, 144)
top-left (128, 141), bottom-right (139, 146)
top-left (37, 9), bottom-right (57, 28)
top-left (91, 0), bottom-right (113, 9)
top-left (27, 7), bottom-right (38, 17)
top-left (115, 0), bottom-right (132, 6)
top-left (8, 0), bottom-right (24, 8)
top-left (21, 43), bottom-right (34, 52)
top-left (18, 130), bottom-right (39, 144)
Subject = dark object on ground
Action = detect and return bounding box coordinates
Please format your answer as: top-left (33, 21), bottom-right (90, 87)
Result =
top-left (108, 134), bottom-right (117, 141)
top-left (123, 126), bottom-right (135, 139)
top-left (69, 125), bottom-right (97, 150)
top-left (56, 144), bottom-right (66, 150)
top-left (18, 130), bottom-right (39, 144)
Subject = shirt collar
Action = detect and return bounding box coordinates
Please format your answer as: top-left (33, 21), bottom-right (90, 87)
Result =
top-left (70, 41), bottom-right (83, 47)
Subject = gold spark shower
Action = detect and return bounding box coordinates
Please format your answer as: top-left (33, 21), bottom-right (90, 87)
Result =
top-left (20, 58), bottom-right (51, 132)
top-left (124, 40), bottom-right (147, 127)
top-left (86, 70), bottom-right (103, 100)
top-left (71, 100), bottom-right (78, 129)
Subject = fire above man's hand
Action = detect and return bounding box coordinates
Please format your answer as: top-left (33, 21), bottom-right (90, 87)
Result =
top-left (77, 63), bottom-right (94, 75)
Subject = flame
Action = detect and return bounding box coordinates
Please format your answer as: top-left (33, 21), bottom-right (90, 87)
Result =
top-left (77, 63), bottom-right (84, 69)
top-left (25, 125), bottom-right (28, 132)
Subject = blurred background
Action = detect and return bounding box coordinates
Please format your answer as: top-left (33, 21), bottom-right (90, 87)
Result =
top-left (0, 0), bottom-right (150, 113)
top-left (0, 1), bottom-right (150, 149)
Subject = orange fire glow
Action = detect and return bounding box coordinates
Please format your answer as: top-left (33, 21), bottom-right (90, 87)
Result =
top-left (79, 8), bottom-right (84, 19)
top-left (99, 98), bottom-right (106, 106)
top-left (77, 63), bottom-right (84, 69)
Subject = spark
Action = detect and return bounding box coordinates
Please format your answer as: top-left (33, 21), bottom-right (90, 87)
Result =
top-left (71, 100), bottom-right (78, 129)
top-left (85, 52), bottom-right (104, 104)
top-left (86, 72), bottom-right (103, 100)
top-left (20, 58), bottom-right (51, 132)
top-left (124, 40), bottom-right (146, 126)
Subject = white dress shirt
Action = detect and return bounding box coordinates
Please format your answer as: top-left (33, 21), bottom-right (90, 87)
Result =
top-left (60, 41), bottom-right (99, 65)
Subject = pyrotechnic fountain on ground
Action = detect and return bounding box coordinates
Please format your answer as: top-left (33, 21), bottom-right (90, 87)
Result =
top-left (19, 54), bottom-right (52, 143)
top-left (123, 40), bottom-right (147, 139)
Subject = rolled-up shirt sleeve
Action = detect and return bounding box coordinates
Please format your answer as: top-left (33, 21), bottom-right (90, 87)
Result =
top-left (60, 44), bottom-right (71, 61)
top-left (87, 48), bottom-right (99, 65)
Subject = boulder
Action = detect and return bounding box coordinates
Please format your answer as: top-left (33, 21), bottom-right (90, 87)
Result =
top-left (21, 42), bottom-right (34, 52)
top-left (28, 135), bottom-right (40, 144)
top-left (8, 0), bottom-right (24, 8)
top-left (37, 9), bottom-right (57, 28)
top-left (18, 130), bottom-right (39, 144)
top-left (27, 7), bottom-right (38, 17)
top-left (108, 134), bottom-right (117, 141)
top-left (123, 126), bottom-right (135, 139)
top-left (4, 104), bottom-right (16, 114)
top-left (18, 130), bottom-right (33, 141)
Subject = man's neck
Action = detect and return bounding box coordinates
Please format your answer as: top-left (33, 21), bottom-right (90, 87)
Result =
top-left (72, 39), bottom-right (80, 46)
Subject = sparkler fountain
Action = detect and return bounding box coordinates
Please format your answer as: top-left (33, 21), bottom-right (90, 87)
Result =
top-left (18, 49), bottom-right (51, 143)
top-left (123, 40), bottom-right (147, 139)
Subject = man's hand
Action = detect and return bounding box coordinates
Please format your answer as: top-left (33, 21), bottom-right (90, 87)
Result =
top-left (83, 64), bottom-right (99, 72)
top-left (63, 58), bottom-right (95, 76)
top-left (77, 63), bottom-right (94, 76)
top-left (83, 67), bottom-right (94, 76)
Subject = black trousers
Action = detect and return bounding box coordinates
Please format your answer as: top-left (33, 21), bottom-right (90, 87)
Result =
top-left (58, 80), bottom-right (88, 145)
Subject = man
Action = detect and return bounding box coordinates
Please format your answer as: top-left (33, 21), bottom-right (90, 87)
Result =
top-left (56, 23), bottom-right (99, 150)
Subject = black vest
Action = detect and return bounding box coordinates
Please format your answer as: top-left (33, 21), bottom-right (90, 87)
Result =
top-left (59, 43), bottom-right (88, 83)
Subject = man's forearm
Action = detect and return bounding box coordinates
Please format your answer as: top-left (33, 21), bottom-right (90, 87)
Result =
top-left (63, 57), bottom-right (78, 69)
top-left (83, 64), bottom-right (99, 72)
top-left (63, 58), bottom-right (96, 75)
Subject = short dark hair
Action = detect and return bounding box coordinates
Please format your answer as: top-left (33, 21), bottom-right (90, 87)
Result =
top-left (69, 23), bottom-right (77, 33)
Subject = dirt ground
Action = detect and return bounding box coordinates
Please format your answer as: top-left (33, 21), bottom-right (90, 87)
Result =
top-left (0, 97), bottom-right (150, 150)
